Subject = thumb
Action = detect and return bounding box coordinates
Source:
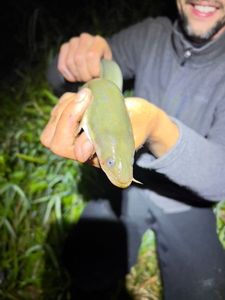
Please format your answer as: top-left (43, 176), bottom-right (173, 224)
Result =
top-left (49, 88), bottom-right (93, 159)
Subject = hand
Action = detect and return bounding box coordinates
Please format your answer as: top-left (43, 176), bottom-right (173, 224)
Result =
top-left (57, 33), bottom-right (112, 83)
top-left (40, 93), bottom-right (179, 166)
top-left (125, 97), bottom-right (180, 157)
top-left (40, 89), bottom-right (100, 167)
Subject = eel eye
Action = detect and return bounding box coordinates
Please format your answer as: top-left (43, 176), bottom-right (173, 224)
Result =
top-left (107, 158), bottom-right (115, 168)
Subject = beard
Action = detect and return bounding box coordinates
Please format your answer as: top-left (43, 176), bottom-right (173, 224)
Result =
top-left (179, 8), bottom-right (225, 44)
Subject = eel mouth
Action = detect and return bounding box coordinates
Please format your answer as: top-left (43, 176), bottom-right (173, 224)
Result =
top-left (107, 176), bottom-right (142, 188)
top-left (110, 178), bottom-right (132, 189)
top-left (107, 173), bottom-right (133, 188)
top-left (100, 164), bottom-right (133, 188)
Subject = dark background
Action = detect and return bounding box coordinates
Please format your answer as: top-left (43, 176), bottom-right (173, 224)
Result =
top-left (0, 0), bottom-right (177, 83)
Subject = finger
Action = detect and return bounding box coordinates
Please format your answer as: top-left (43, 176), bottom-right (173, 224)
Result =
top-left (73, 131), bottom-right (95, 162)
top-left (51, 92), bottom-right (76, 116)
top-left (40, 93), bottom-right (76, 148)
top-left (95, 36), bottom-right (112, 60)
top-left (49, 89), bottom-right (93, 159)
top-left (87, 36), bottom-right (112, 78)
top-left (65, 37), bottom-right (82, 81)
top-left (58, 41), bottom-right (77, 82)
top-left (72, 33), bottom-right (95, 82)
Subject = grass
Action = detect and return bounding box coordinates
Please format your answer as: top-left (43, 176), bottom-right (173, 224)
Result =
top-left (0, 67), bottom-right (86, 299)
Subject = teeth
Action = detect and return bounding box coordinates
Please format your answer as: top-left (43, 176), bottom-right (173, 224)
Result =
top-left (194, 5), bottom-right (216, 13)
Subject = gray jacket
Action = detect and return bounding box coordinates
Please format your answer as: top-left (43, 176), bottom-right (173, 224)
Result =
top-left (108, 17), bottom-right (225, 213)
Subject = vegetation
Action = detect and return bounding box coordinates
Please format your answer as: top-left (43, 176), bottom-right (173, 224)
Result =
top-left (0, 1), bottom-right (225, 299)
top-left (0, 68), bottom-right (84, 299)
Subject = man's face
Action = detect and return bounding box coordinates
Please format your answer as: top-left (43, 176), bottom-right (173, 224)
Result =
top-left (176, 0), bottom-right (225, 42)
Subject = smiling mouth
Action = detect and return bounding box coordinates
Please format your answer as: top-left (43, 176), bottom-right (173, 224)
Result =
top-left (186, 0), bottom-right (222, 12)
top-left (194, 5), bottom-right (216, 13)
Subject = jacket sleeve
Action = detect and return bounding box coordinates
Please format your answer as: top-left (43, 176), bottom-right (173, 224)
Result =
top-left (136, 113), bottom-right (225, 202)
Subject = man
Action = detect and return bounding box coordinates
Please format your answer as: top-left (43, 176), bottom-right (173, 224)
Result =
top-left (41, 0), bottom-right (225, 299)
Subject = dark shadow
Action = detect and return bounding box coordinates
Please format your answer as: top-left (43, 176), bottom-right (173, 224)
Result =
top-left (133, 147), bottom-right (215, 208)
top-left (41, 166), bottom-right (132, 299)
top-left (61, 166), bottom-right (132, 299)
top-left (77, 165), bottom-right (123, 215)
top-left (62, 218), bottom-right (131, 300)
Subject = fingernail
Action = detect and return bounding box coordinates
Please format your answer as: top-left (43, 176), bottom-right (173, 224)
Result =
top-left (77, 89), bottom-right (90, 103)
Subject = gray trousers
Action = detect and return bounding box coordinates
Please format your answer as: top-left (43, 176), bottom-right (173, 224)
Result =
top-left (62, 189), bottom-right (225, 300)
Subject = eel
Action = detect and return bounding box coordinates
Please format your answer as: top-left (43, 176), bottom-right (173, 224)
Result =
top-left (80, 59), bottom-right (136, 188)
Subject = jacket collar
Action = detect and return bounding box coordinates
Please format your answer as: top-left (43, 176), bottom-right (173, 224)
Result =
top-left (172, 20), bottom-right (225, 67)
